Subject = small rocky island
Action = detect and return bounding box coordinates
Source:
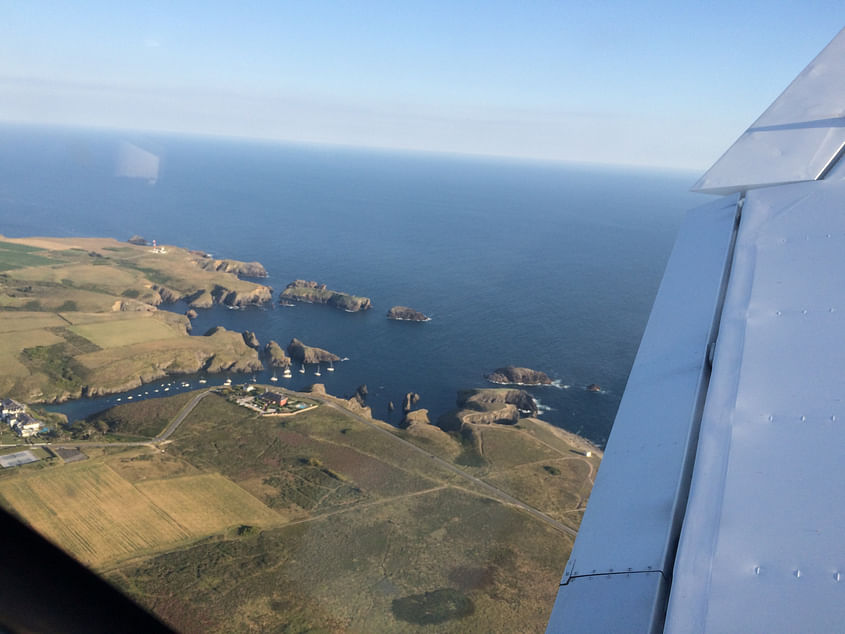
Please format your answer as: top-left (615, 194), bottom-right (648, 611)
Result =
top-left (280, 280), bottom-right (371, 312)
top-left (485, 366), bottom-right (552, 386)
top-left (286, 338), bottom-right (341, 364)
top-left (387, 306), bottom-right (430, 322)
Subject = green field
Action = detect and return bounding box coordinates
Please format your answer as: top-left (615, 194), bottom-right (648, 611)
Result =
top-left (0, 241), bottom-right (55, 271)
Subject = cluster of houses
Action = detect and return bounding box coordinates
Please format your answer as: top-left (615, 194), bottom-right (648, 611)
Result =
top-left (1, 398), bottom-right (42, 438)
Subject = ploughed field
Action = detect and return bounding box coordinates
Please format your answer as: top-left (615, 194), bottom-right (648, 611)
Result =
top-left (0, 390), bottom-right (600, 633)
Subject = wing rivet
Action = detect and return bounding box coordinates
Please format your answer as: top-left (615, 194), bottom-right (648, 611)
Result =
top-left (754, 566), bottom-right (761, 576)
top-left (832, 415), bottom-right (837, 422)
top-left (802, 309), bottom-right (808, 315)
top-left (795, 569), bottom-right (802, 579)
top-left (776, 310), bottom-right (782, 316)
top-left (768, 415), bottom-right (774, 422)
top-left (835, 572), bottom-right (841, 582)
top-left (800, 415), bottom-right (806, 422)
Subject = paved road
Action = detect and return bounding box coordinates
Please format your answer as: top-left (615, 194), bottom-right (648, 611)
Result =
top-left (155, 390), bottom-right (211, 441)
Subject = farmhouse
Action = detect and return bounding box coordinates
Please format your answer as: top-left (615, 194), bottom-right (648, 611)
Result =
top-left (13, 414), bottom-right (41, 438)
top-left (1, 398), bottom-right (24, 419)
top-left (1, 397), bottom-right (42, 436)
top-left (259, 391), bottom-right (288, 407)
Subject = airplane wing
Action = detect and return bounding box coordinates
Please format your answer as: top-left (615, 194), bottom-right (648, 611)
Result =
top-left (547, 27), bottom-right (845, 633)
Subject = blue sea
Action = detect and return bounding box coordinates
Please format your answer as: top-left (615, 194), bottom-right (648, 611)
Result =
top-left (0, 124), bottom-right (701, 447)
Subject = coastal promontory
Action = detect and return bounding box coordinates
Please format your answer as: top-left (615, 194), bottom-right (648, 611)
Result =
top-left (286, 338), bottom-right (341, 364)
top-left (485, 366), bottom-right (552, 386)
top-left (264, 340), bottom-right (292, 368)
top-left (0, 234), bottom-right (269, 403)
top-left (280, 280), bottom-right (372, 312)
top-left (387, 306), bottom-right (430, 322)
top-left (436, 388), bottom-right (538, 431)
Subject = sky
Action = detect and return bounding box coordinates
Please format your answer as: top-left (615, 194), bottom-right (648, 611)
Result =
top-left (2, 1), bottom-right (844, 170)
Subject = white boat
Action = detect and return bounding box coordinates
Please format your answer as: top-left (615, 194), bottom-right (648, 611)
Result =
top-left (198, 378), bottom-right (207, 384)
top-left (299, 363), bottom-right (305, 374)
top-left (270, 372), bottom-right (278, 382)
top-left (283, 367), bottom-right (292, 378)
top-left (327, 361), bottom-right (335, 372)
top-left (224, 378), bottom-right (232, 386)
top-left (315, 364), bottom-right (321, 377)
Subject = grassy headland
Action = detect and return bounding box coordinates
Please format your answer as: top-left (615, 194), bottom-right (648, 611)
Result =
top-left (0, 235), bottom-right (270, 402)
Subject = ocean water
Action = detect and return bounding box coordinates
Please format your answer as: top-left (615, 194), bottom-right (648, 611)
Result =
top-left (0, 124), bottom-right (701, 446)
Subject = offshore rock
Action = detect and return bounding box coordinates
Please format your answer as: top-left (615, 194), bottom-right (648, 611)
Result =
top-left (280, 280), bottom-right (372, 312)
top-left (286, 338), bottom-right (341, 364)
top-left (185, 309), bottom-right (198, 319)
top-left (485, 366), bottom-right (552, 386)
top-left (387, 306), bottom-right (430, 322)
top-left (402, 392), bottom-right (421, 413)
top-left (127, 235), bottom-right (147, 245)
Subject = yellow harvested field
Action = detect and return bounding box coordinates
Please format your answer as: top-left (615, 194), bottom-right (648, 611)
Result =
top-left (0, 313), bottom-right (66, 332)
top-left (136, 474), bottom-right (281, 533)
top-left (60, 311), bottom-right (155, 325)
top-left (70, 317), bottom-right (183, 348)
top-left (13, 263), bottom-right (140, 287)
top-left (0, 463), bottom-right (190, 566)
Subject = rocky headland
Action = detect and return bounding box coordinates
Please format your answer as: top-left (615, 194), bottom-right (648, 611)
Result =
top-left (286, 338), bottom-right (341, 364)
top-left (264, 340), bottom-right (292, 368)
top-left (195, 258), bottom-right (268, 278)
top-left (387, 306), bottom-right (430, 322)
top-left (485, 366), bottom-right (552, 386)
top-left (280, 280), bottom-right (372, 312)
top-left (436, 388), bottom-right (538, 431)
